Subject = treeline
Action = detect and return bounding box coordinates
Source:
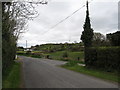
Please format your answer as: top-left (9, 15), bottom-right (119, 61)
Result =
top-left (91, 31), bottom-right (120, 47)
top-left (86, 31), bottom-right (120, 71)
top-left (30, 42), bottom-right (84, 52)
top-left (18, 31), bottom-right (119, 53)
top-left (86, 26), bottom-right (120, 72)
top-left (107, 31), bottom-right (120, 46)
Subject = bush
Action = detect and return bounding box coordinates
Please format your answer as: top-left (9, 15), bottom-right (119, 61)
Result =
top-left (62, 51), bottom-right (68, 58)
top-left (17, 51), bottom-right (42, 58)
top-left (26, 51), bottom-right (31, 55)
top-left (17, 52), bottom-right (26, 56)
top-left (86, 47), bottom-right (120, 71)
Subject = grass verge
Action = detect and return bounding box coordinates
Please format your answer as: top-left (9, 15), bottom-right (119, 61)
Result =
top-left (61, 60), bottom-right (119, 83)
top-left (3, 62), bottom-right (21, 88)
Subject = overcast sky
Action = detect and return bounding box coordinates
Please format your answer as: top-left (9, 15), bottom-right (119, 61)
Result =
top-left (17, 0), bottom-right (119, 48)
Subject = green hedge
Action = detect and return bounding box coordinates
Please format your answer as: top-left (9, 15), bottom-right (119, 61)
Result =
top-left (86, 47), bottom-right (120, 71)
top-left (17, 51), bottom-right (42, 58)
top-left (2, 38), bottom-right (16, 75)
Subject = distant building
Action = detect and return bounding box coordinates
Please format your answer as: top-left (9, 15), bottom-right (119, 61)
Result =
top-left (24, 48), bottom-right (33, 51)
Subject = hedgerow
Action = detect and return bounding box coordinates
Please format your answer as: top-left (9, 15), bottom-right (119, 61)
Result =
top-left (86, 47), bottom-right (120, 71)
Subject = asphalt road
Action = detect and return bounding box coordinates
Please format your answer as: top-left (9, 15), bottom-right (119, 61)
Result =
top-left (19, 56), bottom-right (118, 88)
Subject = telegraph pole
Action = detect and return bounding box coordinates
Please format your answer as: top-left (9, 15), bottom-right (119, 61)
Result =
top-left (26, 40), bottom-right (27, 49)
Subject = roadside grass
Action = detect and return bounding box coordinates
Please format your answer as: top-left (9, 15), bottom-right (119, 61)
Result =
top-left (61, 60), bottom-right (119, 83)
top-left (3, 62), bottom-right (21, 88)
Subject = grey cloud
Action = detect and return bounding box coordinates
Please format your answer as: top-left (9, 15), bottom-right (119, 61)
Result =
top-left (90, 2), bottom-right (118, 34)
top-left (18, 0), bottom-right (118, 47)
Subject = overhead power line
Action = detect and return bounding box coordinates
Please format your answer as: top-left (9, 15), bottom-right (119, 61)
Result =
top-left (41, 0), bottom-right (93, 35)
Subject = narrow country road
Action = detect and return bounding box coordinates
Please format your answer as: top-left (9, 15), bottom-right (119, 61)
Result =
top-left (19, 56), bottom-right (118, 88)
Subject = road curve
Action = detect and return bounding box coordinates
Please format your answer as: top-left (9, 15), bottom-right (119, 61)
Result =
top-left (19, 56), bottom-right (118, 88)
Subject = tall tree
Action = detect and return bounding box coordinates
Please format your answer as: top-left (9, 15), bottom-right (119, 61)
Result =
top-left (81, 1), bottom-right (93, 47)
top-left (80, 1), bottom-right (94, 66)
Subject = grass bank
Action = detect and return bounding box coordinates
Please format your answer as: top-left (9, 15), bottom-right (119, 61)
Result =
top-left (3, 62), bottom-right (21, 88)
top-left (61, 60), bottom-right (119, 83)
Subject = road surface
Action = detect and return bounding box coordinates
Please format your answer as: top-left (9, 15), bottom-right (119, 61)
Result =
top-left (19, 56), bottom-right (118, 88)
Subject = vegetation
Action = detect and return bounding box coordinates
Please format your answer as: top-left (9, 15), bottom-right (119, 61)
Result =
top-left (47, 51), bottom-right (84, 62)
top-left (15, 1), bottom-right (120, 85)
top-left (62, 51), bottom-right (68, 58)
top-left (17, 46), bottom-right (24, 51)
top-left (2, 2), bottom-right (17, 75)
top-left (3, 62), bottom-right (21, 88)
top-left (62, 61), bottom-right (119, 83)
top-left (107, 31), bottom-right (120, 46)
top-left (92, 32), bottom-right (110, 47)
top-left (17, 42), bottom-right (85, 62)
top-left (81, 1), bottom-right (94, 66)
top-left (80, 1), bottom-right (119, 74)
top-left (17, 50), bottom-right (84, 63)
top-left (2, 1), bottom-right (47, 88)
top-left (29, 42), bottom-right (84, 53)
top-left (81, 1), bottom-right (94, 47)
top-left (86, 46), bottom-right (120, 71)
top-left (17, 51), bottom-right (42, 58)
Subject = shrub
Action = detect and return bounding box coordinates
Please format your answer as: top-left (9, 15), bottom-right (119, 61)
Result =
top-left (26, 51), bottom-right (31, 55)
top-left (31, 52), bottom-right (42, 58)
top-left (62, 51), bottom-right (68, 58)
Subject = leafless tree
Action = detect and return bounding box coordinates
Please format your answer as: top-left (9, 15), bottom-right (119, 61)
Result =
top-left (3, 0), bottom-right (47, 40)
top-left (2, 0), bottom-right (48, 74)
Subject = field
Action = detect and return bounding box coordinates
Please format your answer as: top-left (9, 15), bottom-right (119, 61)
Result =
top-left (17, 50), bottom-right (84, 63)
top-left (48, 51), bottom-right (84, 61)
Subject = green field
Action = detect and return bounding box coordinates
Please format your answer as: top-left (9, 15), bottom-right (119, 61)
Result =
top-left (47, 51), bottom-right (84, 61)
top-left (17, 50), bottom-right (84, 62)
